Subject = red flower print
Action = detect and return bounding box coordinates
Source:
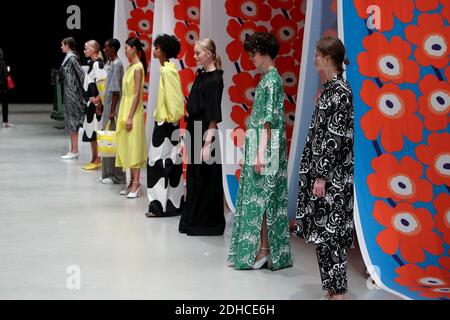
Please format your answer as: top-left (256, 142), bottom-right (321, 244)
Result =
top-left (358, 33), bottom-right (420, 84)
top-left (275, 56), bottom-right (300, 97)
top-left (268, 0), bottom-right (294, 10)
top-left (229, 72), bottom-right (261, 107)
top-left (174, 22), bottom-right (199, 68)
top-left (353, 0), bottom-right (414, 32)
top-left (226, 19), bottom-right (268, 71)
top-left (271, 14), bottom-right (298, 55)
top-left (290, 0), bottom-right (306, 21)
top-left (128, 8), bottom-right (154, 35)
top-left (292, 31), bottom-right (304, 63)
top-left (440, 252), bottom-right (450, 269)
top-left (410, 286), bottom-right (450, 299)
top-left (416, 133), bottom-right (450, 186)
top-left (434, 193), bottom-right (450, 245)
top-left (174, 0), bottom-right (200, 24)
top-left (405, 14), bottom-right (450, 69)
top-left (395, 265), bottom-right (450, 299)
top-left (442, 0), bottom-right (450, 23)
top-left (374, 201), bottom-right (443, 263)
top-left (225, 0), bottom-right (272, 22)
top-left (418, 74), bottom-right (450, 131)
top-left (178, 68), bottom-right (196, 98)
top-left (231, 105), bottom-right (252, 148)
top-left (360, 80), bottom-right (423, 152)
top-left (135, 0), bottom-right (149, 8)
top-left (416, 0), bottom-right (440, 11)
top-left (367, 154), bottom-right (433, 203)
top-left (446, 66), bottom-right (450, 80)
top-left (284, 100), bottom-right (296, 144)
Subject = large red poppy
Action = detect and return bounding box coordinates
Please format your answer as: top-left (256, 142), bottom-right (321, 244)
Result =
top-left (367, 154), bottom-right (433, 203)
top-left (127, 8), bottom-right (154, 35)
top-left (174, 0), bottom-right (200, 24)
top-left (226, 19), bottom-right (268, 71)
top-left (353, 0), bottom-right (414, 32)
top-left (416, 133), bottom-right (450, 186)
top-left (374, 201), bottom-right (443, 263)
top-left (229, 72), bottom-right (261, 107)
top-left (271, 14), bottom-right (298, 55)
top-left (178, 68), bottom-right (196, 98)
top-left (434, 193), bottom-right (450, 245)
top-left (418, 74), bottom-right (450, 131)
top-left (360, 80), bottom-right (423, 152)
top-left (275, 56), bottom-right (300, 97)
top-left (174, 22), bottom-right (199, 68)
top-left (405, 14), bottom-right (450, 69)
top-left (358, 33), bottom-right (420, 84)
top-left (395, 265), bottom-right (450, 298)
top-left (225, 0), bottom-right (272, 22)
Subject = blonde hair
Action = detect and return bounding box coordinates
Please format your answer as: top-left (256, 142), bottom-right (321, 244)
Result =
top-left (85, 40), bottom-right (104, 62)
top-left (196, 38), bottom-right (222, 70)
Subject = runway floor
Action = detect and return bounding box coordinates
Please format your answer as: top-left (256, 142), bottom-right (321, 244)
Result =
top-left (0, 105), bottom-right (400, 300)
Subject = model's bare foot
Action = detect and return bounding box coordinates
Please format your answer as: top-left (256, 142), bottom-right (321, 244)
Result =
top-left (255, 248), bottom-right (270, 261)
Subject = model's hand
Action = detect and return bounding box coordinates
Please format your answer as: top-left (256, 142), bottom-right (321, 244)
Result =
top-left (254, 154), bottom-right (265, 175)
top-left (92, 95), bottom-right (101, 106)
top-left (201, 143), bottom-right (211, 163)
top-left (96, 103), bottom-right (103, 116)
top-left (313, 178), bottom-right (326, 198)
top-left (126, 118), bottom-right (133, 132)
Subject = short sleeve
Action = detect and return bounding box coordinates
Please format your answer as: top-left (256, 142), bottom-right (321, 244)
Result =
top-left (205, 75), bottom-right (223, 123)
top-left (108, 63), bottom-right (123, 93)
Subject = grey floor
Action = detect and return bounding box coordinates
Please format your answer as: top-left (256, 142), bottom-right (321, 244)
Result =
top-left (0, 105), bottom-right (400, 300)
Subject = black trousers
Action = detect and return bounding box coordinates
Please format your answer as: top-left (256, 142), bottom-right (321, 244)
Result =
top-left (0, 90), bottom-right (8, 123)
top-left (316, 241), bottom-right (348, 295)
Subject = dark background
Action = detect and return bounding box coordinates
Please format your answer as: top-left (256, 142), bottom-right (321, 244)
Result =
top-left (0, 0), bottom-right (115, 103)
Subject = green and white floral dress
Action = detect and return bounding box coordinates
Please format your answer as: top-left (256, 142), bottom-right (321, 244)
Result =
top-left (228, 67), bottom-right (293, 271)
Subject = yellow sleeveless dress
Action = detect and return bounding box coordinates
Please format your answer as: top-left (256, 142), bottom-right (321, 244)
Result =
top-left (115, 62), bottom-right (147, 170)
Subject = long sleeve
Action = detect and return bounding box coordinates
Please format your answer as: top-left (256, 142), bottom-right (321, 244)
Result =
top-left (205, 76), bottom-right (223, 123)
top-left (155, 66), bottom-right (184, 123)
top-left (314, 91), bottom-right (353, 180)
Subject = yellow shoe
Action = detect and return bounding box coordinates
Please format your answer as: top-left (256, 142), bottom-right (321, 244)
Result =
top-left (82, 163), bottom-right (93, 170)
top-left (86, 162), bottom-right (102, 170)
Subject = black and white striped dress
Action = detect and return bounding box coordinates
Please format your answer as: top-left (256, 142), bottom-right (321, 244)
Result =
top-left (60, 54), bottom-right (85, 133)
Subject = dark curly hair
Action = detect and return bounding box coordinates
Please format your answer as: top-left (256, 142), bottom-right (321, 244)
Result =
top-left (244, 32), bottom-right (280, 60)
top-left (154, 34), bottom-right (181, 59)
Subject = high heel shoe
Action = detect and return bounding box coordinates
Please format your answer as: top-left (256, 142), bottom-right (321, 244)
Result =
top-left (126, 183), bottom-right (142, 199)
top-left (120, 180), bottom-right (133, 196)
top-left (252, 255), bottom-right (269, 270)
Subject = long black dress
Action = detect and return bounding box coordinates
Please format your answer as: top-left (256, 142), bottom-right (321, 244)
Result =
top-left (179, 69), bottom-right (225, 236)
